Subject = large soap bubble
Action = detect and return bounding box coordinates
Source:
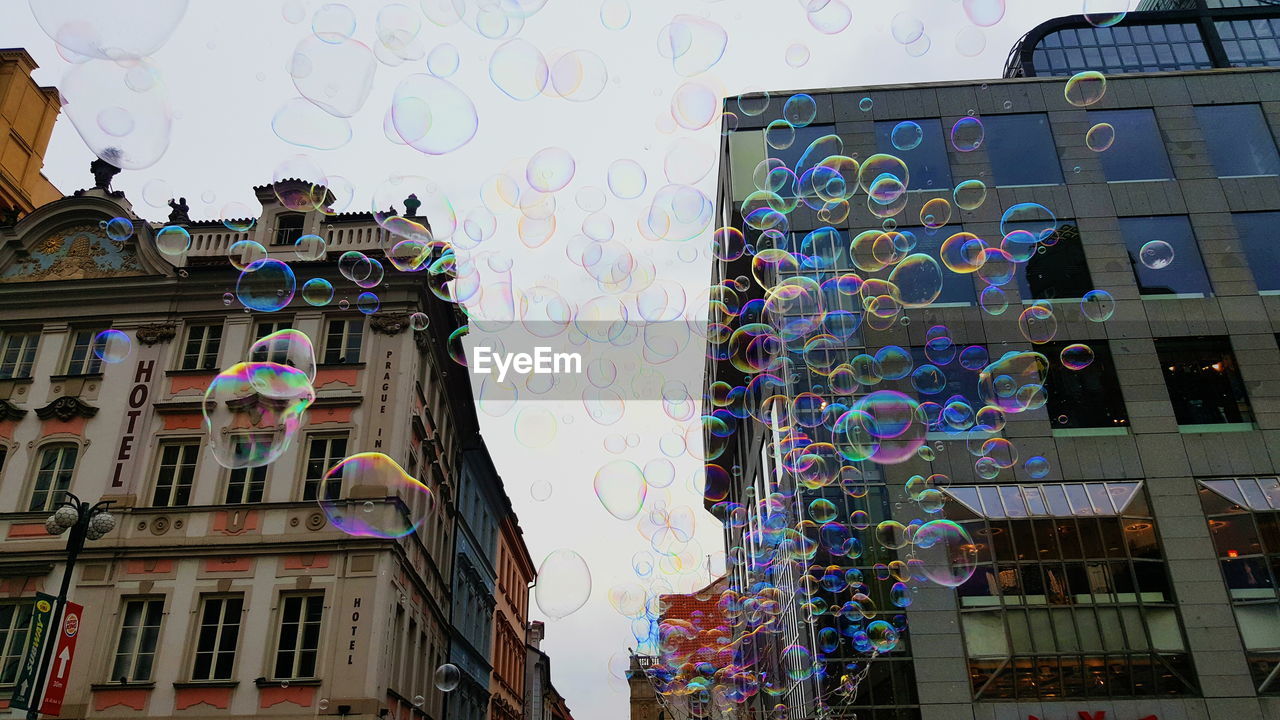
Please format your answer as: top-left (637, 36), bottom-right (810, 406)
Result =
top-left (60, 59), bottom-right (172, 170)
top-left (536, 549), bottom-right (592, 619)
top-left (202, 361), bottom-right (315, 469)
top-left (318, 453), bottom-right (433, 538)
top-left (30, 0), bottom-right (188, 61)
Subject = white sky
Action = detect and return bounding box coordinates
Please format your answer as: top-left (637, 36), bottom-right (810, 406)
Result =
top-left (0, 1), bottom-right (1119, 717)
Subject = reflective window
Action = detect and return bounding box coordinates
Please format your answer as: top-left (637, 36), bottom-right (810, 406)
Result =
top-left (904, 228), bottom-right (975, 305)
top-left (1013, 222), bottom-right (1094, 300)
top-left (1217, 17), bottom-right (1280, 68)
top-left (770, 123), bottom-right (834, 176)
top-left (1031, 22), bottom-right (1211, 77)
top-left (28, 444), bottom-right (77, 512)
top-left (982, 114), bottom-right (1064, 186)
top-left (181, 323), bottom-right (223, 370)
top-left (153, 440), bottom-right (200, 507)
top-left (1090, 109), bottom-right (1174, 182)
top-left (0, 601), bottom-right (34, 686)
top-left (64, 328), bottom-right (105, 375)
top-left (1043, 340), bottom-right (1130, 430)
top-left (1118, 216), bottom-right (1212, 297)
top-left (303, 434), bottom-right (348, 501)
top-left (273, 593), bottom-right (324, 680)
top-left (1232, 211), bottom-right (1280, 292)
top-left (1198, 477), bottom-right (1280, 693)
top-left (1155, 336), bottom-right (1254, 426)
top-left (1195, 105), bottom-right (1280, 178)
top-left (110, 597), bottom-right (164, 682)
top-left (874, 119), bottom-right (952, 191)
top-left (950, 483), bottom-right (1195, 700)
top-left (0, 330), bottom-right (38, 380)
top-left (323, 318), bottom-right (363, 364)
top-left (192, 595), bottom-right (243, 681)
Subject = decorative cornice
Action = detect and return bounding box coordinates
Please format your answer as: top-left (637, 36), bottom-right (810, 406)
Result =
top-left (0, 399), bottom-right (26, 421)
top-left (369, 312), bottom-right (412, 335)
top-left (136, 322), bottom-right (177, 346)
top-left (36, 396), bottom-right (99, 421)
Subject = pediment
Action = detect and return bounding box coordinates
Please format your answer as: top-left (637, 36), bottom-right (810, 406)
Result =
top-left (0, 222), bottom-right (146, 282)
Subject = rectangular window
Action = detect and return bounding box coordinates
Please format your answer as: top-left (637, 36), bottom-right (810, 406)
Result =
top-left (303, 435), bottom-right (348, 501)
top-left (323, 319), bottom-right (363, 364)
top-left (1043, 340), bottom-right (1130, 430)
top-left (274, 213), bottom-right (305, 247)
top-left (1195, 105), bottom-right (1280, 177)
top-left (28, 444), bottom-right (77, 512)
top-left (1090, 109), bottom-right (1175, 182)
top-left (250, 319), bottom-right (295, 364)
top-left (1118, 216), bottom-right (1212, 297)
top-left (152, 441), bottom-right (200, 507)
top-left (1234, 211), bottom-right (1280, 292)
top-left (873, 119), bottom-right (953, 191)
top-left (1155, 336), bottom-right (1254, 427)
top-left (0, 601), bottom-right (33, 686)
top-left (181, 323), bottom-right (223, 370)
top-left (225, 437), bottom-right (267, 504)
top-left (110, 598), bottom-right (164, 683)
top-left (64, 328), bottom-right (104, 375)
top-left (192, 595), bottom-right (242, 681)
top-left (981, 114), bottom-right (1064, 186)
top-left (273, 594), bottom-right (323, 680)
top-left (0, 330), bottom-right (39, 379)
top-left (907, 228), bottom-right (975, 305)
top-left (1013, 222), bottom-right (1094, 300)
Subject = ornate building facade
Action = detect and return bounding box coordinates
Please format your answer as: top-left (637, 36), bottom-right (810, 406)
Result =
top-left (0, 168), bottom-right (522, 719)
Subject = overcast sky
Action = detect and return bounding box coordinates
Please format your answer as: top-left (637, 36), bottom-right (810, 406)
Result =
top-left (1, 0), bottom-right (1118, 717)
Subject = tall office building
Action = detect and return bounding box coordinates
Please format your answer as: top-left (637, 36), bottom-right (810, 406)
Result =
top-left (0, 165), bottom-right (555, 718)
top-left (706, 20), bottom-right (1280, 720)
top-left (1005, 0), bottom-right (1280, 78)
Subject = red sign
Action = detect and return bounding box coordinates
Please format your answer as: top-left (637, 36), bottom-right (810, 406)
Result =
top-left (40, 601), bottom-right (83, 716)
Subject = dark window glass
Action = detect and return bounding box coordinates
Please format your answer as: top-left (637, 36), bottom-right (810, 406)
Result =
top-left (1217, 18), bottom-right (1280, 68)
top-left (111, 598), bottom-right (164, 682)
top-left (1090, 109), bottom-right (1174, 181)
top-left (1118, 216), bottom-right (1212, 296)
top-left (226, 437), bottom-right (268, 504)
top-left (874, 119), bottom-right (953, 191)
top-left (982, 114), bottom-right (1064, 186)
top-left (0, 331), bottom-right (39, 379)
top-left (182, 324), bottom-right (223, 370)
top-left (192, 596), bottom-right (243, 681)
top-left (0, 601), bottom-right (34, 686)
top-left (1155, 336), bottom-right (1254, 426)
top-left (1232, 211), bottom-right (1280, 292)
top-left (274, 594), bottom-right (323, 679)
top-left (274, 213), bottom-right (305, 247)
top-left (303, 435), bottom-right (348, 501)
top-left (153, 441), bottom-right (200, 507)
top-left (323, 319), bottom-right (363, 364)
top-left (65, 329), bottom-right (104, 375)
top-left (1195, 105), bottom-right (1280, 177)
top-left (28, 444), bottom-right (77, 512)
top-left (251, 320), bottom-right (295, 364)
top-left (1013, 222), bottom-right (1094, 300)
top-left (904, 228), bottom-right (975, 305)
top-left (1044, 340), bottom-right (1130, 430)
top-left (768, 123), bottom-right (834, 175)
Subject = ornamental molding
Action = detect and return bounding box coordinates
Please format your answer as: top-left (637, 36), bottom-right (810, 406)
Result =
top-left (369, 312), bottom-right (412, 335)
top-left (36, 395), bottom-right (99, 421)
top-left (136, 322), bottom-right (177, 346)
top-left (0, 399), bottom-right (26, 421)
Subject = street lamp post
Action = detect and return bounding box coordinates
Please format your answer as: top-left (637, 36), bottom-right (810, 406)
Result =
top-left (26, 492), bottom-right (115, 720)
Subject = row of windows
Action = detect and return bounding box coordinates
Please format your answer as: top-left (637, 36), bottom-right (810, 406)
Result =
top-left (0, 317), bottom-right (366, 380)
top-left (0, 593), bottom-right (321, 686)
top-left (10, 434), bottom-right (351, 513)
top-left (855, 103), bottom-right (1280, 192)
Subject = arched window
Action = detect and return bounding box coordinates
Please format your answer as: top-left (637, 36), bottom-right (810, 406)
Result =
top-left (28, 443), bottom-right (78, 512)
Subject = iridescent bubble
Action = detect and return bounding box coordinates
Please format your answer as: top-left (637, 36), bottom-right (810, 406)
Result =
top-left (890, 12), bottom-right (924, 45)
top-left (1080, 289), bottom-right (1115, 322)
top-left (1060, 343), bottom-right (1095, 370)
top-left (91, 329), bottom-right (131, 364)
top-left (155, 226), bottom-right (191, 256)
top-left (527, 147), bottom-right (576, 193)
top-left (953, 179), bottom-right (987, 211)
top-left (594, 460), bottom-right (647, 520)
top-left (319, 453), bottom-right (431, 537)
top-left (312, 3), bottom-right (356, 43)
top-left (608, 159), bottom-right (647, 199)
top-left (783, 94), bottom-right (818, 128)
top-left (29, 0), bottom-right (188, 60)
top-left (61, 58), bottom-right (172, 170)
top-left (912, 520), bottom-right (978, 587)
top-left (671, 80), bottom-right (719, 130)
top-left (784, 43), bottom-right (810, 68)
top-left (535, 549), bottom-right (592, 619)
top-left (356, 292), bottom-right (380, 314)
top-left (203, 362), bottom-right (314, 469)
top-left (271, 97), bottom-right (352, 150)
top-left (920, 197), bottom-right (953, 229)
top-left (1083, 0), bottom-right (1131, 28)
top-left (427, 43), bottom-right (460, 77)
top-left (1025, 455), bottom-right (1051, 479)
top-left (249, 330), bottom-right (317, 380)
top-left (1017, 302), bottom-right (1057, 344)
top-left (228, 240), bottom-right (268, 272)
top-left (293, 234), bottom-right (327, 262)
top-left (302, 278), bottom-right (334, 306)
top-left (600, 0), bottom-right (631, 30)
top-left (807, 0), bottom-right (852, 34)
top-left (1064, 70), bottom-right (1107, 107)
top-left (237, 259), bottom-right (297, 313)
top-left (391, 74), bottom-right (479, 155)
top-left (955, 26), bottom-right (986, 57)
top-left (659, 15), bottom-right (728, 77)
top-left (891, 121), bottom-right (923, 151)
top-left (1139, 240), bottom-right (1175, 270)
top-left (1000, 202), bottom-right (1056, 239)
top-left (289, 35), bottom-right (375, 118)
top-left (888, 253), bottom-right (944, 308)
top-left (979, 351), bottom-right (1049, 414)
top-left (962, 0), bottom-right (1006, 27)
top-left (859, 97), bottom-right (874, 112)
top-left (951, 116), bottom-right (984, 152)
top-left (435, 664), bottom-right (461, 692)
top-left (550, 50), bottom-right (608, 102)
top-left (1086, 122), bottom-right (1115, 152)
top-left (488, 38), bottom-right (549, 100)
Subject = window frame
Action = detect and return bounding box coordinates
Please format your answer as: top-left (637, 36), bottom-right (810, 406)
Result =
top-left (273, 213), bottom-right (306, 247)
top-left (180, 322), bottom-right (224, 371)
top-left (27, 442), bottom-right (79, 513)
top-left (1194, 103), bottom-right (1280, 179)
top-left (109, 596), bottom-right (165, 683)
top-left (1088, 108), bottom-right (1176, 183)
top-left (0, 600), bottom-right (34, 687)
top-left (249, 318), bottom-right (295, 364)
top-left (190, 594), bottom-right (244, 682)
top-left (981, 113), bottom-right (1065, 187)
top-left (322, 318), bottom-right (363, 365)
top-left (0, 329), bottom-right (40, 380)
top-left (872, 118), bottom-right (954, 192)
top-left (271, 592), bottom-right (324, 681)
top-left (63, 327), bottom-right (105, 376)
top-left (1117, 215), bottom-right (1213, 298)
top-left (1042, 339), bottom-right (1131, 432)
top-left (151, 439), bottom-right (202, 508)
top-left (300, 433), bottom-right (350, 501)
top-left (1154, 335), bottom-right (1255, 428)
top-left (224, 435), bottom-right (269, 505)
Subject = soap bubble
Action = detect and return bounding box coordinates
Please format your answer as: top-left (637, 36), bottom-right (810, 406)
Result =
top-left (155, 226), bottom-right (191, 256)
top-left (105, 217), bottom-right (134, 242)
top-left (594, 460), bottom-right (647, 520)
top-left (1139, 240), bottom-right (1174, 270)
top-left (1060, 343), bottom-right (1095, 371)
top-left (1086, 122), bottom-right (1115, 152)
top-left (1064, 70), bottom-right (1107, 107)
top-left (29, 0), bottom-right (188, 60)
top-left (912, 520), bottom-right (978, 587)
top-left (1080, 289), bottom-right (1115, 322)
top-left (236, 259), bottom-right (297, 313)
top-left (890, 121), bottom-right (923, 151)
top-left (91, 329), bottom-right (131, 364)
top-left (302, 278), bottom-right (334, 306)
top-left (391, 75), bottom-right (478, 155)
top-left (435, 664), bottom-right (461, 692)
top-left (289, 35), bottom-right (376, 118)
top-left (535, 549), bottom-right (592, 619)
top-left (319, 453), bottom-right (433, 538)
top-left (203, 362), bottom-right (315, 469)
top-left (61, 58), bottom-right (172, 170)
top-left (489, 38), bottom-right (548, 100)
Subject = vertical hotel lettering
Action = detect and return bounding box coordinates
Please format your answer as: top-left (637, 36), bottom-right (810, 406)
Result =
top-left (111, 359), bottom-right (154, 489)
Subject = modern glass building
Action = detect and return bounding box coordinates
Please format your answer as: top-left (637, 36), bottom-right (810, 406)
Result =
top-left (1004, 0), bottom-right (1280, 77)
top-left (706, 56), bottom-right (1280, 720)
